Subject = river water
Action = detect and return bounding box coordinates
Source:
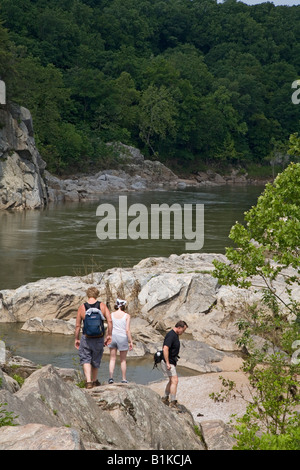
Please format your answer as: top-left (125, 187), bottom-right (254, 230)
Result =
top-left (0, 185), bottom-right (265, 290)
top-left (0, 185), bottom-right (265, 383)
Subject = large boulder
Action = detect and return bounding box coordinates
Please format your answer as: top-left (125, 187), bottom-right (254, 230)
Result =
top-left (0, 368), bottom-right (19, 393)
top-left (89, 383), bottom-right (204, 450)
top-left (0, 276), bottom-right (87, 322)
top-left (199, 420), bottom-right (236, 451)
top-left (21, 317), bottom-right (76, 335)
top-left (0, 364), bottom-right (204, 450)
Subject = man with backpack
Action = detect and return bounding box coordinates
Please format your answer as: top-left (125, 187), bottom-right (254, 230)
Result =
top-left (75, 287), bottom-right (112, 389)
top-left (160, 320), bottom-right (188, 410)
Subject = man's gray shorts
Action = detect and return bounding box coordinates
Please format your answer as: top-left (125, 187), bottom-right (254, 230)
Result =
top-left (79, 335), bottom-right (104, 368)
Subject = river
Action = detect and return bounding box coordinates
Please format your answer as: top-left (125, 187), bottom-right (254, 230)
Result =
top-left (0, 185), bottom-right (265, 383)
top-left (0, 185), bottom-right (265, 290)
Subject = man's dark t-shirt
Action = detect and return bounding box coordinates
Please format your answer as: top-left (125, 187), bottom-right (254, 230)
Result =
top-left (163, 329), bottom-right (180, 366)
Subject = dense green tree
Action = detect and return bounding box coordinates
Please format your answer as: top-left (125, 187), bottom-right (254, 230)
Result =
top-left (0, 0), bottom-right (300, 173)
top-left (138, 84), bottom-right (178, 156)
top-left (65, 67), bottom-right (106, 122)
top-left (12, 56), bottom-right (70, 140)
top-left (93, 71), bottom-right (140, 142)
top-left (0, 20), bottom-right (17, 93)
top-left (212, 163), bottom-right (300, 449)
top-left (214, 162), bottom-right (300, 282)
top-left (288, 132), bottom-right (300, 162)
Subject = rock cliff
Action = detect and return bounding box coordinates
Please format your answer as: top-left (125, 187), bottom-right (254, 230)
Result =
top-left (0, 103), bottom-right (48, 210)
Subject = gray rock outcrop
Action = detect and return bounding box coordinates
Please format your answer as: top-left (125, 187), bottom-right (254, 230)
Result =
top-left (0, 364), bottom-right (205, 450)
top-left (21, 317), bottom-right (76, 335)
top-left (45, 143), bottom-right (180, 203)
top-left (0, 108), bottom-right (180, 209)
top-left (0, 103), bottom-right (48, 210)
top-left (199, 420), bottom-right (236, 450)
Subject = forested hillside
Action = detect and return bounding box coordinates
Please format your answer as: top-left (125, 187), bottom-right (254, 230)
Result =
top-left (0, 0), bottom-right (300, 174)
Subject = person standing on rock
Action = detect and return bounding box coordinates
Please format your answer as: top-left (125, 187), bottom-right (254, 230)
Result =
top-left (108, 298), bottom-right (133, 384)
top-left (161, 320), bottom-right (188, 409)
top-left (75, 287), bottom-right (112, 389)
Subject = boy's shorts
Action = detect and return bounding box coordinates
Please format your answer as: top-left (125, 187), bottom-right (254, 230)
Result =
top-left (160, 359), bottom-right (177, 377)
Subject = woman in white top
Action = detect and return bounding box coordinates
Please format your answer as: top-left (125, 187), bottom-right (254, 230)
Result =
top-left (108, 298), bottom-right (133, 383)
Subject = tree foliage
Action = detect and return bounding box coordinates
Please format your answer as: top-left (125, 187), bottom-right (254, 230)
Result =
top-left (212, 163), bottom-right (300, 450)
top-left (213, 162), bottom-right (300, 291)
top-left (0, 0), bottom-right (300, 173)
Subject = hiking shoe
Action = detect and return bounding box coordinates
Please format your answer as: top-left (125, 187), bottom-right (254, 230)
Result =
top-left (169, 400), bottom-right (179, 409)
top-left (121, 380), bottom-right (128, 384)
top-left (93, 380), bottom-right (101, 387)
top-left (170, 400), bottom-right (183, 412)
top-left (161, 396), bottom-right (169, 406)
top-left (85, 382), bottom-right (93, 389)
top-left (108, 378), bottom-right (114, 384)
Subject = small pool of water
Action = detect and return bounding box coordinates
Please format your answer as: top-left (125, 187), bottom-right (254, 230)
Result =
top-left (0, 323), bottom-right (200, 385)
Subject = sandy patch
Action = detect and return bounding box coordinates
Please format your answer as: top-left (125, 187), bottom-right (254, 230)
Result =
top-left (148, 356), bottom-right (252, 425)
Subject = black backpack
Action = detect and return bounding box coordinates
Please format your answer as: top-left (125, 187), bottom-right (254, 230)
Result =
top-left (153, 349), bottom-right (163, 369)
top-left (83, 301), bottom-right (105, 338)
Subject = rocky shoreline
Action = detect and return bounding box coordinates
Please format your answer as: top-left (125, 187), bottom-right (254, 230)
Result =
top-left (45, 144), bottom-right (269, 204)
top-left (0, 252), bottom-right (260, 352)
top-left (44, 144), bottom-right (179, 203)
top-left (0, 360), bottom-right (205, 450)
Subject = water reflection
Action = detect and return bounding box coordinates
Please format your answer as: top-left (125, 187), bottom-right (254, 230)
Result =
top-left (0, 186), bottom-right (265, 290)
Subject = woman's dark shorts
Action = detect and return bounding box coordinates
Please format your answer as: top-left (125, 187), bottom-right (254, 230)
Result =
top-left (79, 335), bottom-right (104, 368)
